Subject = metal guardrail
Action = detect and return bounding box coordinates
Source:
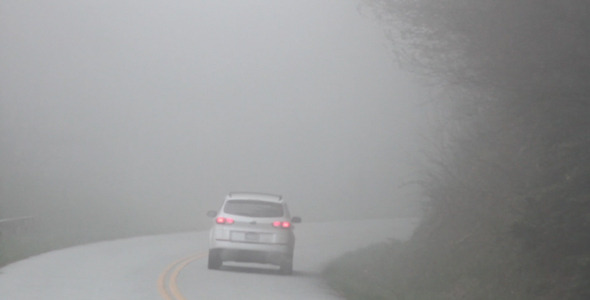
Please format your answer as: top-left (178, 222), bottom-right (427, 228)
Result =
top-left (0, 216), bottom-right (34, 224)
top-left (0, 216), bottom-right (34, 233)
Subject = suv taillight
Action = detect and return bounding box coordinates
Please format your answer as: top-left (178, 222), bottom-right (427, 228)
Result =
top-left (272, 221), bottom-right (291, 228)
top-left (216, 217), bottom-right (234, 224)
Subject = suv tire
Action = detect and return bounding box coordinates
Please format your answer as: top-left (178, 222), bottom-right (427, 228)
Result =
top-left (208, 249), bottom-right (222, 270)
top-left (279, 256), bottom-right (293, 275)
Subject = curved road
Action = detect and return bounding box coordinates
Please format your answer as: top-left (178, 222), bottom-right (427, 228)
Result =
top-left (0, 219), bottom-right (417, 299)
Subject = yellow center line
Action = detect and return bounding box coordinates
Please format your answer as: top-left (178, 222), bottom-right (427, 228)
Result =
top-left (158, 251), bottom-right (208, 300)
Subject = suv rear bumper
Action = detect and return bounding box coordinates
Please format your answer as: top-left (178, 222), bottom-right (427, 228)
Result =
top-left (210, 240), bottom-right (292, 265)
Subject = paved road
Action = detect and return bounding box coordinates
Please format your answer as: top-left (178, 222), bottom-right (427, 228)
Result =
top-left (0, 219), bottom-right (417, 300)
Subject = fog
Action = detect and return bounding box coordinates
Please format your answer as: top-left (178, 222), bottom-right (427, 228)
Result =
top-left (1, 0), bottom-right (429, 237)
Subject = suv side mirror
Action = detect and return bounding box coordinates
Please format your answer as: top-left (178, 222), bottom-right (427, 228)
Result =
top-left (206, 210), bottom-right (217, 218)
top-left (291, 216), bottom-right (302, 223)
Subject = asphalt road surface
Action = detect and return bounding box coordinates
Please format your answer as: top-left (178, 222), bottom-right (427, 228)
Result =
top-left (0, 218), bottom-right (417, 300)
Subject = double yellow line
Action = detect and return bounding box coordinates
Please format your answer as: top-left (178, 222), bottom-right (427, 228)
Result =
top-left (158, 251), bottom-right (208, 300)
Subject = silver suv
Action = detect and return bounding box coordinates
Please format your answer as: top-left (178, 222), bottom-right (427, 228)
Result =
top-left (206, 192), bottom-right (301, 274)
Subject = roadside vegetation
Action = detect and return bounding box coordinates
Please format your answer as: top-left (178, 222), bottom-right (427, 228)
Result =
top-left (325, 1), bottom-right (590, 299)
top-left (0, 235), bottom-right (43, 268)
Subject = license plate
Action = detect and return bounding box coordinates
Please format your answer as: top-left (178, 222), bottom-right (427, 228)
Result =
top-left (245, 232), bottom-right (259, 241)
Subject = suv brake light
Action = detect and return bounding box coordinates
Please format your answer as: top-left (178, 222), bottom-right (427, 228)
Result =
top-left (272, 221), bottom-right (291, 228)
top-left (216, 217), bottom-right (234, 224)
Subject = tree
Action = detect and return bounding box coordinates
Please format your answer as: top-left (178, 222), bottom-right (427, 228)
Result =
top-left (365, 0), bottom-right (590, 298)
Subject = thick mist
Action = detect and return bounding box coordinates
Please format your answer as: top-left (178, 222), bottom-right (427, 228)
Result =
top-left (1, 0), bottom-right (429, 238)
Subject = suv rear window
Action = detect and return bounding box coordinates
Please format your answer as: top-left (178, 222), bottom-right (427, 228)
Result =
top-left (223, 200), bottom-right (284, 217)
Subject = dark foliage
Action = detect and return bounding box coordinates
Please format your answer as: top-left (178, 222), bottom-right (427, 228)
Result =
top-left (354, 0), bottom-right (590, 298)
